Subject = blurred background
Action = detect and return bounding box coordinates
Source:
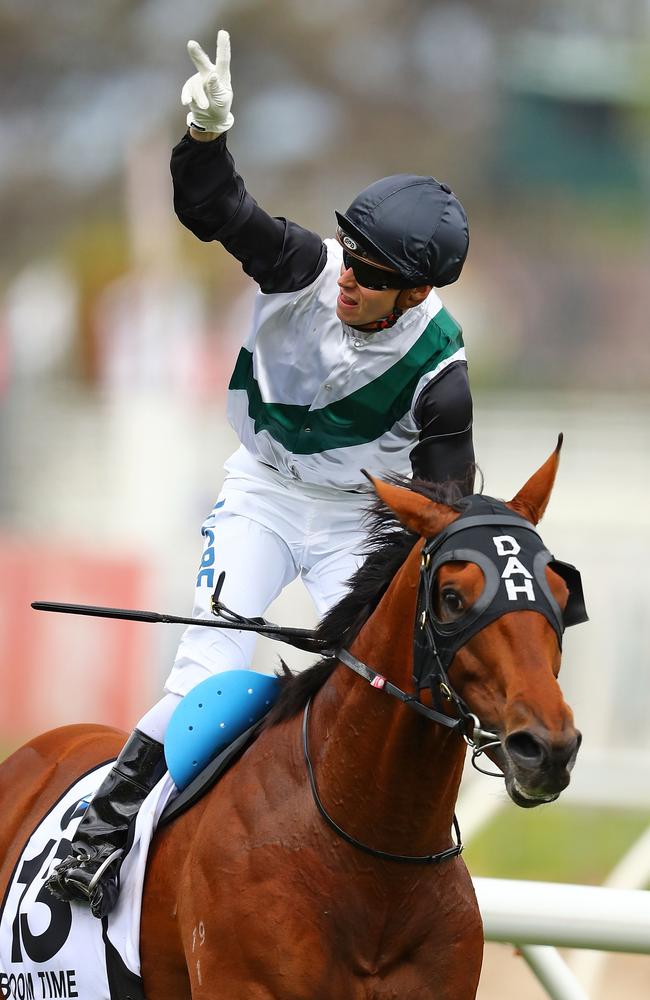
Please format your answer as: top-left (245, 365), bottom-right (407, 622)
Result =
top-left (0, 0), bottom-right (649, 996)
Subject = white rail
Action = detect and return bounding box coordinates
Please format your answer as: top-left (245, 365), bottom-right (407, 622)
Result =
top-left (474, 877), bottom-right (650, 953)
top-left (518, 946), bottom-right (591, 1000)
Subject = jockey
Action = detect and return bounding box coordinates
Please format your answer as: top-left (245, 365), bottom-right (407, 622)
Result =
top-left (46, 30), bottom-right (475, 918)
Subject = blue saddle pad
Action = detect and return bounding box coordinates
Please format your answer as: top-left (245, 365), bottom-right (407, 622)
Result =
top-left (164, 670), bottom-right (280, 791)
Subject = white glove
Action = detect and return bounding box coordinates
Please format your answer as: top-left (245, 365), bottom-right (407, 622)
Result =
top-left (181, 31), bottom-right (234, 135)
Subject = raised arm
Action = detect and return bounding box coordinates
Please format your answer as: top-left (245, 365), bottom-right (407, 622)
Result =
top-left (171, 33), bottom-right (326, 294)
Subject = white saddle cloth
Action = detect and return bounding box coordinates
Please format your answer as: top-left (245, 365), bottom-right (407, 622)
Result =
top-left (0, 763), bottom-right (177, 1000)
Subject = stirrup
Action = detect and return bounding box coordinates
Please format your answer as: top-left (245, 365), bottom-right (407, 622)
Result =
top-left (88, 848), bottom-right (123, 892)
top-left (64, 848), bottom-right (124, 897)
top-left (46, 847), bottom-right (124, 913)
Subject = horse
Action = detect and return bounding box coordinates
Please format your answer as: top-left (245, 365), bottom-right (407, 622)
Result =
top-left (0, 441), bottom-right (584, 1000)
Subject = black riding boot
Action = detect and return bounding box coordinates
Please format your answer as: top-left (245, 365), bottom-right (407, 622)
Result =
top-left (45, 729), bottom-right (167, 919)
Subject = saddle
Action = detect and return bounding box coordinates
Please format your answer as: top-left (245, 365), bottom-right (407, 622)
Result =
top-left (160, 669), bottom-right (281, 825)
top-left (160, 716), bottom-right (265, 826)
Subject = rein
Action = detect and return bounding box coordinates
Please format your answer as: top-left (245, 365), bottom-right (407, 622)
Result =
top-left (32, 556), bottom-right (500, 867)
top-left (303, 694), bottom-right (463, 865)
top-left (335, 647), bottom-right (501, 768)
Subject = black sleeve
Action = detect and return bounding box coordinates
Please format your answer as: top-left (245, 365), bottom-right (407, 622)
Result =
top-left (170, 133), bottom-right (327, 294)
top-left (410, 361), bottom-right (475, 494)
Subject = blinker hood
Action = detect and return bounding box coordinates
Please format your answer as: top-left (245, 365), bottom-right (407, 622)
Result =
top-left (414, 496), bottom-right (588, 687)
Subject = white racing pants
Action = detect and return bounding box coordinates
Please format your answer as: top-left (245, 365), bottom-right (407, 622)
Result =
top-left (164, 446), bottom-right (371, 696)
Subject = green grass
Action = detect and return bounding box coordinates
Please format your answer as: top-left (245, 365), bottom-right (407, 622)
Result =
top-left (464, 804), bottom-right (650, 886)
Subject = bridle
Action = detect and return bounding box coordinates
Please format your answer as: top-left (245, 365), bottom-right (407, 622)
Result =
top-left (301, 499), bottom-right (587, 864)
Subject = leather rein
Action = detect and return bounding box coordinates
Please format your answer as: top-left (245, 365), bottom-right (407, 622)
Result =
top-left (31, 550), bottom-right (501, 867)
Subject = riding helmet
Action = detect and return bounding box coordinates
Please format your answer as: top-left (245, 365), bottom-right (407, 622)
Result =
top-left (335, 174), bottom-right (469, 287)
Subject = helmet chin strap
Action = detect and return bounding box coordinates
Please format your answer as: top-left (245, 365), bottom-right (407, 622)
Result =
top-left (350, 289), bottom-right (407, 333)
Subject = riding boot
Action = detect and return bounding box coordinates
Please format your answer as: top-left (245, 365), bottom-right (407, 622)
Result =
top-left (45, 729), bottom-right (167, 919)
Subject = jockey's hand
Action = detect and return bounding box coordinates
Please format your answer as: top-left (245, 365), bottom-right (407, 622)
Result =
top-left (181, 30), bottom-right (234, 136)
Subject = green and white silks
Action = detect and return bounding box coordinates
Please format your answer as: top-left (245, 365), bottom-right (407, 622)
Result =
top-left (227, 239), bottom-right (466, 491)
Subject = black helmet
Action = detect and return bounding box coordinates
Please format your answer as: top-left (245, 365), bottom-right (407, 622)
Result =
top-left (335, 174), bottom-right (469, 287)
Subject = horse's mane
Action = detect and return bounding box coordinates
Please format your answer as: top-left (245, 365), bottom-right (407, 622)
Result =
top-left (264, 476), bottom-right (469, 727)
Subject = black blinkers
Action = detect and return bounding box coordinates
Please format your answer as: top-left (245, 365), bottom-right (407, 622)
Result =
top-left (413, 496), bottom-right (588, 691)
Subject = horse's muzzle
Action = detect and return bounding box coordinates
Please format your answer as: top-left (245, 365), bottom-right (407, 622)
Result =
top-left (503, 727), bottom-right (582, 808)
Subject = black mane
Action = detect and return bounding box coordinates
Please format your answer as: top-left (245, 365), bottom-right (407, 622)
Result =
top-left (264, 477), bottom-right (467, 727)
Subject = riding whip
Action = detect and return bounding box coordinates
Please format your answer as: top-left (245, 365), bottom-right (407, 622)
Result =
top-left (32, 571), bottom-right (329, 654)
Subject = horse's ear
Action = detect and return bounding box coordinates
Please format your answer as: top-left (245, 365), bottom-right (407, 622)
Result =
top-left (508, 434), bottom-right (563, 525)
top-left (365, 474), bottom-right (457, 537)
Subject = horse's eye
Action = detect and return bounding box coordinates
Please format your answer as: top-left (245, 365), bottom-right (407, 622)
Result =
top-left (442, 590), bottom-right (464, 615)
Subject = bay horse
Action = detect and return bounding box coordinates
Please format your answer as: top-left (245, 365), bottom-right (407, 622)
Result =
top-left (0, 441), bottom-right (584, 999)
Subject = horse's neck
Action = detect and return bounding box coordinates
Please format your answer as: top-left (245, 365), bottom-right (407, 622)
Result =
top-left (312, 543), bottom-right (465, 859)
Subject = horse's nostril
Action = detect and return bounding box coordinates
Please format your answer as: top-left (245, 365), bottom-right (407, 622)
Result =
top-left (505, 731), bottom-right (546, 769)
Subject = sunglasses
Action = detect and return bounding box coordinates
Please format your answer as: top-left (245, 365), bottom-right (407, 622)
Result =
top-left (336, 228), bottom-right (413, 290)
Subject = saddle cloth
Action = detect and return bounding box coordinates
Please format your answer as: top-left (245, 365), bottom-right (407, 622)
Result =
top-left (0, 763), bottom-right (177, 1000)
